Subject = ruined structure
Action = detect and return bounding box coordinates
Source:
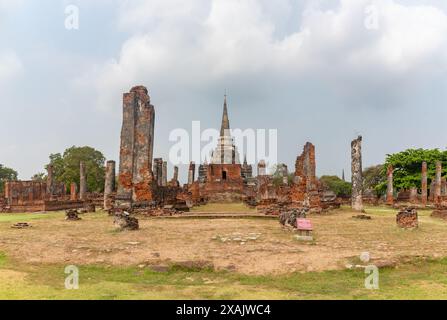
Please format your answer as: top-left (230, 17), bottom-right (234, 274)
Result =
top-left (79, 161), bottom-right (87, 201)
top-left (257, 161), bottom-right (267, 176)
top-left (351, 136), bottom-right (363, 212)
top-left (241, 156), bottom-right (253, 181)
top-left (104, 160), bottom-right (116, 210)
top-left (396, 207), bottom-right (418, 229)
top-left (290, 143), bottom-right (321, 211)
top-left (4, 180), bottom-right (82, 212)
top-left (117, 86), bottom-right (155, 207)
top-left (435, 161), bottom-right (442, 205)
top-left (386, 165), bottom-right (394, 206)
top-left (188, 162), bottom-right (196, 185)
top-left (153, 158), bottom-right (163, 186)
top-left (46, 164), bottom-right (55, 200)
top-left (70, 183), bottom-right (77, 201)
top-left (421, 162), bottom-right (428, 206)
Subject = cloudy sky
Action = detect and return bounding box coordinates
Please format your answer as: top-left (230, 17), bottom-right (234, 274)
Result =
top-left (1, 0), bottom-right (447, 183)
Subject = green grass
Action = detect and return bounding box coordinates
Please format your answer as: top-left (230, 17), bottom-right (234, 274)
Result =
top-left (0, 212), bottom-right (65, 223)
top-left (190, 202), bottom-right (256, 213)
top-left (1, 251), bottom-right (447, 300)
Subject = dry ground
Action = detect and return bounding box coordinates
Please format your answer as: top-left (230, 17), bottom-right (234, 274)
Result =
top-left (1, 205), bottom-right (447, 275)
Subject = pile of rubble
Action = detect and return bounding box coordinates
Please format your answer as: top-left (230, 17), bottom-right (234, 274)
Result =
top-left (78, 203), bottom-right (96, 214)
top-left (352, 214), bottom-right (372, 220)
top-left (396, 207), bottom-right (418, 229)
top-left (11, 222), bottom-right (31, 229)
top-left (113, 210), bottom-right (139, 231)
top-left (431, 208), bottom-right (447, 220)
top-left (279, 208), bottom-right (308, 229)
top-left (65, 209), bottom-right (81, 221)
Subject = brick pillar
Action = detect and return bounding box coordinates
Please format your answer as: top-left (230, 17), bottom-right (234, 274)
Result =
top-left (188, 162), bottom-right (196, 185)
top-left (410, 187), bottom-right (418, 204)
top-left (104, 160), bottom-right (116, 210)
top-left (46, 164), bottom-right (54, 200)
top-left (421, 162), bottom-right (428, 206)
top-left (117, 86), bottom-right (155, 205)
top-left (351, 136), bottom-right (363, 212)
top-left (435, 161), bottom-right (442, 205)
top-left (79, 161), bottom-right (87, 201)
top-left (386, 165), bottom-right (394, 205)
top-left (258, 160), bottom-right (266, 176)
top-left (70, 182), bottom-right (77, 201)
top-left (173, 166), bottom-right (179, 182)
top-left (162, 161), bottom-right (168, 187)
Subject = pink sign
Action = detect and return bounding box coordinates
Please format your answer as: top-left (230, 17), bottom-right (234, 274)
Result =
top-left (297, 218), bottom-right (313, 231)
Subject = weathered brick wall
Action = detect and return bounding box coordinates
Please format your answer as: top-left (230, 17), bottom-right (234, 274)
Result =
top-left (117, 86), bottom-right (155, 205)
top-left (290, 142), bottom-right (321, 210)
top-left (4, 181), bottom-right (66, 206)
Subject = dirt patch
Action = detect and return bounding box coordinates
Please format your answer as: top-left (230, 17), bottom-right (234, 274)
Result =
top-left (1, 208), bottom-right (447, 275)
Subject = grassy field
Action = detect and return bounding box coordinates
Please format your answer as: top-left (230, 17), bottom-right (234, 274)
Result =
top-left (0, 205), bottom-right (447, 300)
top-left (1, 251), bottom-right (447, 299)
top-left (190, 202), bottom-right (257, 213)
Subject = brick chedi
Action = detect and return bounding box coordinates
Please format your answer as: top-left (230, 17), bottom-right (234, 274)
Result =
top-left (117, 86), bottom-right (155, 206)
top-left (241, 155), bottom-right (253, 181)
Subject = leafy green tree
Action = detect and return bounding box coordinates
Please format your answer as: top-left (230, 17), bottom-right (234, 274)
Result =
top-left (376, 148), bottom-right (447, 194)
top-left (363, 165), bottom-right (386, 197)
top-left (320, 175), bottom-right (352, 197)
top-left (48, 146), bottom-right (106, 192)
top-left (0, 164), bottom-right (18, 193)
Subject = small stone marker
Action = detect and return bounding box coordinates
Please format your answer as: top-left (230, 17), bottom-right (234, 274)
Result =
top-left (296, 218), bottom-right (313, 241)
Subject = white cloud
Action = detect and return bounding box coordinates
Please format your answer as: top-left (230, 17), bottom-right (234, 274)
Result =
top-left (0, 51), bottom-right (23, 83)
top-left (80, 0), bottom-right (447, 110)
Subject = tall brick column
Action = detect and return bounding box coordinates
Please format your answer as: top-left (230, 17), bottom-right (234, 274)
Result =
top-left (386, 165), bottom-right (394, 205)
top-left (435, 161), bottom-right (442, 205)
top-left (104, 160), bottom-right (116, 210)
top-left (70, 182), bottom-right (77, 201)
top-left (173, 166), bottom-right (179, 182)
top-left (351, 136), bottom-right (363, 212)
top-left (162, 161), bottom-right (168, 187)
top-left (188, 162), bottom-right (196, 185)
top-left (421, 162), bottom-right (428, 206)
top-left (117, 86), bottom-right (155, 205)
top-left (46, 164), bottom-right (55, 200)
top-left (79, 161), bottom-right (87, 201)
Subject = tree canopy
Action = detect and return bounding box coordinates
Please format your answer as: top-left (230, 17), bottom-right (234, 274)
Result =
top-left (0, 164), bottom-right (18, 193)
top-left (48, 146), bottom-right (106, 192)
top-left (377, 148), bottom-right (447, 194)
top-left (363, 164), bottom-right (386, 197)
top-left (320, 175), bottom-right (352, 197)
